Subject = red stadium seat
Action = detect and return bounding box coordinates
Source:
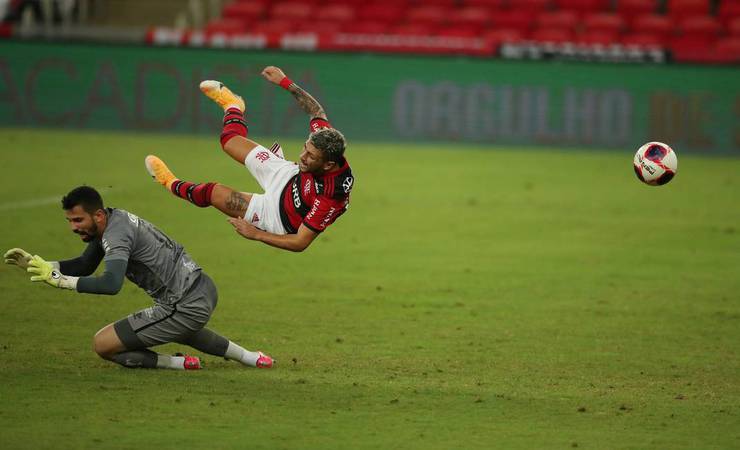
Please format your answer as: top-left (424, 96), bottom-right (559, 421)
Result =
top-left (577, 29), bottom-right (619, 44)
top-left (666, 0), bottom-right (710, 18)
top-left (270, 2), bottom-right (312, 21)
top-left (483, 27), bottom-right (527, 44)
top-left (316, 4), bottom-right (356, 23)
top-left (222, 2), bottom-right (267, 22)
top-left (449, 7), bottom-right (494, 28)
top-left (729, 17), bottom-right (740, 35)
top-left (323, 0), bottom-right (367, 4)
top-left (555, 0), bottom-right (610, 13)
top-left (583, 13), bottom-right (626, 33)
top-left (204, 18), bottom-right (248, 35)
top-left (436, 26), bottom-right (481, 38)
top-left (616, 0), bottom-right (658, 19)
top-left (537, 10), bottom-right (579, 28)
top-left (345, 20), bottom-right (390, 34)
top-left (294, 20), bottom-right (345, 34)
top-left (511, 0), bottom-right (554, 12)
top-left (492, 10), bottom-right (537, 30)
top-left (718, 1), bottom-right (740, 25)
top-left (462, 0), bottom-right (507, 8)
top-left (621, 31), bottom-right (666, 46)
top-left (358, 4), bottom-right (407, 23)
top-left (714, 36), bottom-right (740, 61)
top-left (531, 27), bottom-right (575, 42)
top-left (677, 15), bottom-right (723, 39)
top-left (418, 0), bottom-right (458, 6)
top-left (405, 6), bottom-right (451, 26)
top-left (631, 14), bottom-right (674, 38)
top-left (251, 18), bottom-right (296, 35)
top-left (669, 34), bottom-right (716, 61)
top-left (391, 23), bottom-right (433, 35)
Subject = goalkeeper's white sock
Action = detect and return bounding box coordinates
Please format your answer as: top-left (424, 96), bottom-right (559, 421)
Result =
top-left (224, 341), bottom-right (260, 367)
top-left (157, 355), bottom-right (186, 370)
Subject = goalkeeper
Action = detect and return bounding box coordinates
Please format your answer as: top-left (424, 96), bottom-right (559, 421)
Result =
top-left (4, 185), bottom-right (273, 371)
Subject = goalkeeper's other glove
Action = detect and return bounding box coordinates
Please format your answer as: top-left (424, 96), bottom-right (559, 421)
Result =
top-left (4, 248), bottom-right (34, 269)
top-left (27, 255), bottom-right (78, 290)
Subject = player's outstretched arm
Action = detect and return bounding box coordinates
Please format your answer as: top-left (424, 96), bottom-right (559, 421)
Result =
top-left (8, 241), bottom-right (104, 277)
top-left (261, 66), bottom-right (328, 121)
top-left (27, 254), bottom-right (126, 295)
top-left (227, 217), bottom-right (318, 252)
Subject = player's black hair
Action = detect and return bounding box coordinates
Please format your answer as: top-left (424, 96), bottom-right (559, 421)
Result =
top-left (61, 186), bottom-right (104, 214)
top-left (310, 128), bottom-right (346, 164)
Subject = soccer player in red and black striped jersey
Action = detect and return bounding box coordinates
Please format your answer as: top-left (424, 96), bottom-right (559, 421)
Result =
top-left (145, 66), bottom-right (353, 252)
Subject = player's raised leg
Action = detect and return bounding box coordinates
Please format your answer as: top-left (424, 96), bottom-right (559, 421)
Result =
top-left (145, 155), bottom-right (253, 218)
top-left (200, 80), bottom-right (261, 164)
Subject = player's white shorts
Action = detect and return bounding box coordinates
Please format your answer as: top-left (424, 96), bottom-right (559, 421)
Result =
top-left (243, 144), bottom-right (299, 235)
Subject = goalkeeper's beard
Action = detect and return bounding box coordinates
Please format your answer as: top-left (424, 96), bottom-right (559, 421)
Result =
top-left (75, 223), bottom-right (99, 242)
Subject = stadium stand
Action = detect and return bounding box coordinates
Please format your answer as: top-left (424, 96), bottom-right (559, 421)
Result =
top-left (2, 0), bottom-right (738, 64)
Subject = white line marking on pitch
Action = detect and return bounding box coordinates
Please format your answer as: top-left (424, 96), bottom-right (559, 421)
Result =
top-left (0, 188), bottom-right (113, 212)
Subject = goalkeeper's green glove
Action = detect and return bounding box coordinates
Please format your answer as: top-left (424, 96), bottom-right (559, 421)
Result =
top-left (27, 255), bottom-right (78, 290)
top-left (4, 248), bottom-right (34, 269)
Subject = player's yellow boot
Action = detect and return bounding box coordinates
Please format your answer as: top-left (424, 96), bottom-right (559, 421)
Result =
top-left (199, 80), bottom-right (245, 112)
top-left (144, 155), bottom-right (177, 190)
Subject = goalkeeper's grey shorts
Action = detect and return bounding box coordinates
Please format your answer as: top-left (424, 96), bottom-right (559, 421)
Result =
top-left (113, 273), bottom-right (218, 349)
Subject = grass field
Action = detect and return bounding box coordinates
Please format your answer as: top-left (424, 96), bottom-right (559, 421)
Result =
top-left (0, 128), bottom-right (738, 449)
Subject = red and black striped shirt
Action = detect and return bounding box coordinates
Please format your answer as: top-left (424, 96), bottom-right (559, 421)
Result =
top-left (278, 119), bottom-right (353, 234)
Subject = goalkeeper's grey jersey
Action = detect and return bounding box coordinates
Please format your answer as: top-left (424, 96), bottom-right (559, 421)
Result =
top-left (100, 208), bottom-right (201, 305)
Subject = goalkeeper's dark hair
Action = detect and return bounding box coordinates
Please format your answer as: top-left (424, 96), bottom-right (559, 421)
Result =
top-left (309, 128), bottom-right (346, 164)
top-left (62, 186), bottom-right (104, 214)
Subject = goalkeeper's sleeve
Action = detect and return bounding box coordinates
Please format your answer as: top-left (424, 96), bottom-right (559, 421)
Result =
top-left (76, 259), bottom-right (127, 295)
top-left (59, 241), bottom-right (105, 276)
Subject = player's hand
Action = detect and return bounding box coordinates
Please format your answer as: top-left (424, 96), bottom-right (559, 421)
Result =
top-left (4, 248), bottom-right (34, 269)
top-left (228, 217), bottom-right (261, 241)
top-left (27, 255), bottom-right (77, 290)
top-left (261, 66), bottom-right (287, 85)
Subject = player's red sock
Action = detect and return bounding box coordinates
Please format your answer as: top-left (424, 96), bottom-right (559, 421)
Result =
top-left (220, 107), bottom-right (247, 148)
top-left (170, 180), bottom-right (216, 207)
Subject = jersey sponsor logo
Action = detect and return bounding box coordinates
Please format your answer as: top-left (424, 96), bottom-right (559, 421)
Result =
top-left (255, 151), bottom-right (270, 163)
top-left (321, 207), bottom-right (337, 228)
top-left (342, 176), bottom-right (354, 194)
top-left (127, 212), bottom-right (139, 225)
top-left (305, 199), bottom-right (321, 222)
top-left (292, 181), bottom-right (303, 208)
top-left (252, 213), bottom-right (260, 223)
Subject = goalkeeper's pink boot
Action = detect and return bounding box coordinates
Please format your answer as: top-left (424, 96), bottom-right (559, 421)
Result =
top-left (182, 355), bottom-right (202, 370)
top-left (255, 352), bottom-right (274, 369)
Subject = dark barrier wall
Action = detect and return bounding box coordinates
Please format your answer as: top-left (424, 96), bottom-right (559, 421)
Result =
top-left (1, 41), bottom-right (738, 154)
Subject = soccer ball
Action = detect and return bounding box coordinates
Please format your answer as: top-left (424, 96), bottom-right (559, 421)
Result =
top-left (633, 142), bottom-right (678, 186)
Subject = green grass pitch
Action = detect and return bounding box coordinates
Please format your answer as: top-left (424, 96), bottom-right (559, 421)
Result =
top-left (0, 128), bottom-right (738, 449)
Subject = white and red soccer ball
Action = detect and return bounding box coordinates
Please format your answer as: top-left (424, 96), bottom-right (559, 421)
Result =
top-left (633, 141), bottom-right (678, 186)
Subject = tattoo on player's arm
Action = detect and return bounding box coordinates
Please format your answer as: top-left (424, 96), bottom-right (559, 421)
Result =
top-left (288, 85), bottom-right (327, 120)
top-left (225, 192), bottom-right (249, 216)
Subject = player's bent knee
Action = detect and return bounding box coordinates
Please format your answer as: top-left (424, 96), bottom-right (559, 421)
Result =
top-left (93, 334), bottom-right (113, 360)
top-left (93, 324), bottom-right (125, 360)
